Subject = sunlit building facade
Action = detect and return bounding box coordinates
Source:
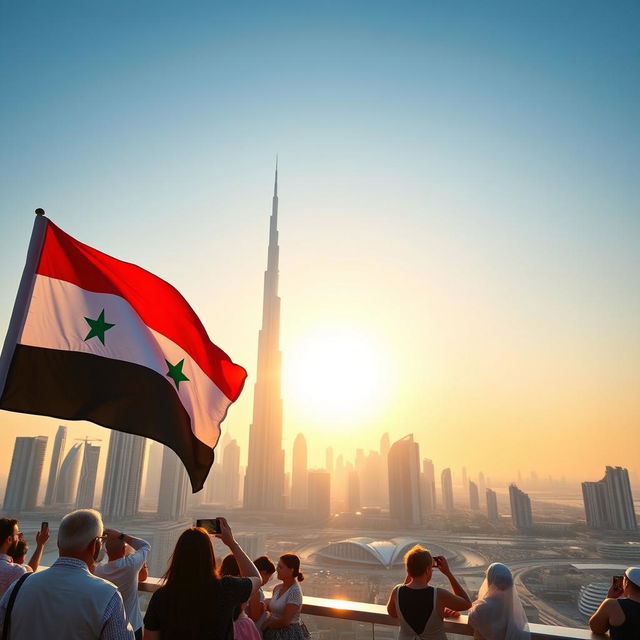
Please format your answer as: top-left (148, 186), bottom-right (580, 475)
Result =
top-left (101, 431), bottom-right (146, 519)
top-left (441, 468), bottom-right (454, 512)
top-left (486, 488), bottom-right (499, 522)
top-left (44, 425), bottom-right (66, 506)
top-left (509, 484), bottom-right (533, 529)
top-left (3, 436), bottom-right (48, 512)
top-left (388, 434), bottom-right (422, 526)
top-left (291, 433), bottom-right (308, 509)
top-left (244, 165), bottom-right (285, 511)
top-left (582, 466), bottom-right (637, 531)
top-left (76, 441), bottom-right (100, 509)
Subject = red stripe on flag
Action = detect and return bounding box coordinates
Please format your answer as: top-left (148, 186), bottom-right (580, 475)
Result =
top-left (35, 221), bottom-right (246, 402)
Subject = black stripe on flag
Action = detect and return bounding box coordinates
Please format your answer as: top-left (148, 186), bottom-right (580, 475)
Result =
top-left (0, 344), bottom-right (214, 491)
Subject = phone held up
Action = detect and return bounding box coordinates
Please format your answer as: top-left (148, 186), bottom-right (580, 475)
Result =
top-left (196, 518), bottom-right (221, 535)
top-left (40, 522), bottom-right (48, 532)
top-left (612, 575), bottom-right (624, 591)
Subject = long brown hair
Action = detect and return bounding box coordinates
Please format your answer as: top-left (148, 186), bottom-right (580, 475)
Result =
top-left (161, 527), bottom-right (219, 635)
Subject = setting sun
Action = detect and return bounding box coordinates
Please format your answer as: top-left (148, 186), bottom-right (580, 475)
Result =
top-left (283, 326), bottom-right (388, 425)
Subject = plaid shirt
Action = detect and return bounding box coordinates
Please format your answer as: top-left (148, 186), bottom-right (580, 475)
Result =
top-left (0, 554), bottom-right (31, 599)
top-left (0, 557), bottom-right (134, 639)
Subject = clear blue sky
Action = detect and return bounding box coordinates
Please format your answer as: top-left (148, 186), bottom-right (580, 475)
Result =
top-left (1, 1), bottom-right (639, 482)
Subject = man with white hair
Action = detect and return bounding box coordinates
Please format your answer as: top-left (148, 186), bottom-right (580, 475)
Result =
top-left (94, 528), bottom-right (150, 640)
top-left (590, 566), bottom-right (640, 639)
top-left (0, 509), bottom-right (134, 639)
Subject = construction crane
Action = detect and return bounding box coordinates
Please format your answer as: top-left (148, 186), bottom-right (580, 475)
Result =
top-left (75, 436), bottom-right (102, 446)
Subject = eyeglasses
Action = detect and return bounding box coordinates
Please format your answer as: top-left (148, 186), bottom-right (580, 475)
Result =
top-left (95, 534), bottom-right (108, 543)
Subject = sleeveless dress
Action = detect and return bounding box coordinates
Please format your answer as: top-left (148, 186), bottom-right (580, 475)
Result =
top-left (610, 598), bottom-right (640, 640)
top-left (395, 584), bottom-right (447, 640)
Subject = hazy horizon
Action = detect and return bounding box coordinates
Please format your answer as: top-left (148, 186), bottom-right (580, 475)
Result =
top-left (1, 1), bottom-right (639, 487)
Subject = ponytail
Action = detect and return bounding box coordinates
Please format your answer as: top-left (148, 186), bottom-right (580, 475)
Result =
top-left (296, 572), bottom-right (305, 582)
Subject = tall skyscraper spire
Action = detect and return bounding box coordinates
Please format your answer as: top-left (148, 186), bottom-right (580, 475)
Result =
top-left (243, 164), bottom-right (285, 511)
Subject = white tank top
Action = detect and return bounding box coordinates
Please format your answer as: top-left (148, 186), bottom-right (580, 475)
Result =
top-left (395, 584), bottom-right (447, 640)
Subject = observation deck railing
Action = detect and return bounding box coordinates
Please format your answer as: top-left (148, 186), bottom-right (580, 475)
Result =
top-left (138, 578), bottom-right (601, 640)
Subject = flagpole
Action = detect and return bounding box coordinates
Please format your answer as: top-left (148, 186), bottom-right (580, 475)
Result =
top-left (0, 209), bottom-right (49, 399)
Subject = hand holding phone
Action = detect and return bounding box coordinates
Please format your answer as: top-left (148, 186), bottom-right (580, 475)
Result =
top-left (608, 575), bottom-right (624, 598)
top-left (36, 522), bottom-right (50, 546)
top-left (196, 518), bottom-right (221, 535)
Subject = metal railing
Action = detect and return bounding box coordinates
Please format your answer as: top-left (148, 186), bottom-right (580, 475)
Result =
top-left (138, 578), bottom-right (602, 640)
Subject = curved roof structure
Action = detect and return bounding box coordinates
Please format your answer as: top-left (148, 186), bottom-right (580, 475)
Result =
top-left (315, 537), bottom-right (451, 569)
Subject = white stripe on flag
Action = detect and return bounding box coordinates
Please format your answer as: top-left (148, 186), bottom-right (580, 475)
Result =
top-left (20, 275), bottom-right (231, 448)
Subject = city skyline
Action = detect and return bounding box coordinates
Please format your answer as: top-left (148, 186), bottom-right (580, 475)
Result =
top-left (1, 2), bottom-right (639, 485)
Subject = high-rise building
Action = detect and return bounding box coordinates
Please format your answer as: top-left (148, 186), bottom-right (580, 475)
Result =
top-left (157, 446), bottom-right (189, 520)
top-left (478, 472), bottom-right (486, 506)
top-left (142, 440), bottom-right (164, 510)
top-left (421, 458), bottom-right (436, 512)
top-left (486, 488), bottom-right (499, 522)
top-left (509, 484), bottom-right (533, 529)
top-left (441, 468), bottom-right (454, 512)
top-left (469, 481), bottom-right (480, 511)
top-left (244, 165), bottom-right (285, 512)
top-left (101, 431), bottom-right (146, 520)
top-left (308, 469), bottom-right (331, 521)
top-left (55, 443), bottom-right (83, 505)
top-left (347, 469), bottom-right (360, 513)
top-left (291, 433), bottom-right (308, 509)
top-left (44, 426), bottom-right (66, 505)
top-left (388, 435), bottom-right (422, 526)
top-left (379, 433), bottom-right (390, 509)
top-left (76, 441), bottom-right (101, 508)
top-left (220, 439), bottom-right (240, 507)
top-left (361, 451), bottom-right (383, 508)
top-left (461, 467), bottom-right (468, 490)
top-left (325, 447), bottom-right (334, 474)
top-left (582, 466), bottom-right (637, 531)
top-left (3, 436), bottom-right (48, 512)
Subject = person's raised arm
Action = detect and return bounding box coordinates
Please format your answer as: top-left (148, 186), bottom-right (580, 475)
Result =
top-left (216, 517), bottom-right (260, 594)
top-left (435, 556), bottom-right (472, 613)
top-left (28, 525), bottom-right (50, 572)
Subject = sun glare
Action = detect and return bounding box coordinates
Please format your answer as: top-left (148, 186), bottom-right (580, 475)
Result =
top-left (284, 327), bottom-right (386, 424)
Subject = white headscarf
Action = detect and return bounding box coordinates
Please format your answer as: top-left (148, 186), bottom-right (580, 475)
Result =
top-left (469, 563), bottom-right (530, 640)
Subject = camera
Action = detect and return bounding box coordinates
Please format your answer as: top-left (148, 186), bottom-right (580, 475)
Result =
top-left (612, 575), bottom-right (624, 591)
top-left (196, 518), bottom-right (221, 535)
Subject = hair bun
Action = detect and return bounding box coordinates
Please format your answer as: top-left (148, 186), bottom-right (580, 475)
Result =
top-left (297, 572), bottom-right (305, 582)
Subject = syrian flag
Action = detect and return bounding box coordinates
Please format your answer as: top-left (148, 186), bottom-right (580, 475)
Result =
top-left (0, 214), bottom-right (246, 491)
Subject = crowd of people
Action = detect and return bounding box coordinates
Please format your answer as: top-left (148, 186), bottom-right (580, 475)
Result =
top-left (0, 511), bottom-right (639, 639)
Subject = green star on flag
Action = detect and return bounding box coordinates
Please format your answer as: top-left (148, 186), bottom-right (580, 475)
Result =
top-left (166, 358), bottom-right (189, 389)
top-left (84, 309), bottom-right (115, 345)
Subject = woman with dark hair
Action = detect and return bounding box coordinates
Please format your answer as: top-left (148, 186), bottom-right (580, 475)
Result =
top-left (263, 554), bottom-right (305, 640)
top-left (248, 555), bottom-right (276, 628)
top-left (143, 517), bottom-right (261, 639)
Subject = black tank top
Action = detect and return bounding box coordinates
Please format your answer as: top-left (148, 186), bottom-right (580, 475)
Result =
top-left (611, 598), bottom-right (640, 640)
top-left (398, 586), bottom-right (435, 635)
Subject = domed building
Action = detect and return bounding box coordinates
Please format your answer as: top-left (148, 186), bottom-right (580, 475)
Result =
top-left (313, 537), bottom-right (459, 569)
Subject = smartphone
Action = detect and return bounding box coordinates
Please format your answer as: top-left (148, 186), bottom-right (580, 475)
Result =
top-left (41, 521), bottom-right (48, 532)
top-left (196, 518), bottom-right (221, 535)
top-left (612, 575), bottom-right (624, 591)
top-left (432, 556), bottom-right (440, 568)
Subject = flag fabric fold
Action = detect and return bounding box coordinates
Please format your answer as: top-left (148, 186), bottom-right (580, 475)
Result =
top-left (0, 218), bottom-right (247, 491)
